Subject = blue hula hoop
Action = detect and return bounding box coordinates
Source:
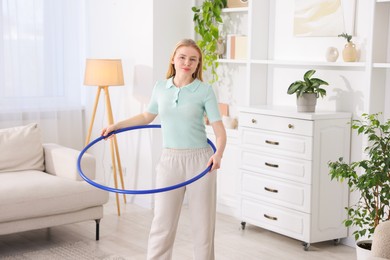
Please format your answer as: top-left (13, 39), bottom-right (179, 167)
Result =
top-left (77, 124), bottom-right (216, 195)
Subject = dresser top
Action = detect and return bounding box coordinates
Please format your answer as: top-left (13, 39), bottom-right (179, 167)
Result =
top-left (238, 105), bottom-right (352, 120)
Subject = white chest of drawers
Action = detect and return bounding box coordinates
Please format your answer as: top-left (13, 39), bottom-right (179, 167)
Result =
top-left (238, 106), bottom-right (351, 250)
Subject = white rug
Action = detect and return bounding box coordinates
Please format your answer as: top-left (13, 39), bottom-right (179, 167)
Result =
top-left (0, 241), bottom-right (127, 260)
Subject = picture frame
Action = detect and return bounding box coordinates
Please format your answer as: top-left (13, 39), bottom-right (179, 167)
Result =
top-left (293, 0), bottom-right (356, 37)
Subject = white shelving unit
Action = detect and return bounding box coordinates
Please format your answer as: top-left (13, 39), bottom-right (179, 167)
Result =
top-left (222, 7), bottom-right (248, 13)
top-left (205, 0), bottom-right (390, 246)
top-left (370, 0), bottom-right (390, 116)
top-left (215, 0), bottom-right (390, 118)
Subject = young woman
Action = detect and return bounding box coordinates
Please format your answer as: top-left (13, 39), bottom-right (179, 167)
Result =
top-left (101, 39), bottom-right (226, 260)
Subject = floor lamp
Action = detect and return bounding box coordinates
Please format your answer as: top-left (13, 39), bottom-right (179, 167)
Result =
top-left (84, 59), bottom-right (126, 216)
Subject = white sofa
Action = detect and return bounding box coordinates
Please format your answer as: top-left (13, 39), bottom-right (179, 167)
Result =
top-left (0, 123), bottom-right (109, 240)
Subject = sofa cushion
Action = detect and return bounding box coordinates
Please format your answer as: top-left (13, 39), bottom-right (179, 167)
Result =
top-left (0, 170), bottom-right (109, 222)
top-left (0, 123), bottom-right (44, 173)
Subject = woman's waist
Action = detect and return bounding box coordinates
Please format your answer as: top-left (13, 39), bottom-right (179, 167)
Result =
top-left (161, 146), bottom-right (212, 157)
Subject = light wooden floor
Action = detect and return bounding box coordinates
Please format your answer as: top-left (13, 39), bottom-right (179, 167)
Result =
top-left (0, 198), bottom-right (356, 259)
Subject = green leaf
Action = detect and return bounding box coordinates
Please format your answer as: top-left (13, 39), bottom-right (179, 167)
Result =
top-left (303, 70), bottom-right (315, 80)
top-left (287, 81), bottom-right (303, 94)
top-left (345, 220), bottom-right (353, 227)
top-left (192, 6), bottom-right (199, 12)
top-left (311, 78), bottom-right (329, 86)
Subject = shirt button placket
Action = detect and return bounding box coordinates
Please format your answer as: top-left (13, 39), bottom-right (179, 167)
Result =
top-left (173, 88), bottom-right (181, 107)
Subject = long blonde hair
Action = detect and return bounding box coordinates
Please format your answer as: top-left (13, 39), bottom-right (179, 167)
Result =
top-left (166, 39), bottom-right (203, 81)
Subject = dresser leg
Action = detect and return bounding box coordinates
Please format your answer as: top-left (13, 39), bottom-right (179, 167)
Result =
top-left (240, 221), bottom-right (246, 230)
top-left (302, 242), bottom-right (310, 251)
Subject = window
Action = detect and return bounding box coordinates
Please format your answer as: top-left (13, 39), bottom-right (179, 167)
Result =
top-left (0, 0), bottom-right (84, 109)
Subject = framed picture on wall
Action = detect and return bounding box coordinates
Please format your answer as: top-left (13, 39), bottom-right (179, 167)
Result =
top-left (293, 0), bottom-right (356, 37)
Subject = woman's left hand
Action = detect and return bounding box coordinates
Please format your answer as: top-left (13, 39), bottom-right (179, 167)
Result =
top-left (207, 153), bottom-right (222, 172)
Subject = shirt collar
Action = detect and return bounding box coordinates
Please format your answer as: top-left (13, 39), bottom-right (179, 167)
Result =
top-left (166, 77), bottom-right (201, 92)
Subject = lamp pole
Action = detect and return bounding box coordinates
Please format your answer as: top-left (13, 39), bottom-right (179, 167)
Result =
top-left (84, 59), bottom-right (126, 216)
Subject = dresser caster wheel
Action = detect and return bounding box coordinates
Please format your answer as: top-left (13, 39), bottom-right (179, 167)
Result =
top-left (240, 221), bottom-right (246, 230)
top-left (333, 238), bottom-right (341, 245)
top-left (302, 242), bottom-right (310, 251)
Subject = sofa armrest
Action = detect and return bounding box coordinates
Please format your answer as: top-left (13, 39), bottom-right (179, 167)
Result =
top-left (43, 143), bottom-right (96, 181)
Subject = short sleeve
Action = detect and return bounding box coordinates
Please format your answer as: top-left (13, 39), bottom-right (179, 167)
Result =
top-left (146, 82), bottom-right (159, 115)
top-left (204, 86), bottom-right (221, 123)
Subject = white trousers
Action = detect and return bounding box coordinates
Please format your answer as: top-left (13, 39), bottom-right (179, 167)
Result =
top-left (146, 147), bottom-right (216, 260)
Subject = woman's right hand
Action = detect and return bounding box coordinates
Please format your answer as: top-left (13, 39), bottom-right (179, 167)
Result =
top-left (101, 124), bottom-right (116, 139)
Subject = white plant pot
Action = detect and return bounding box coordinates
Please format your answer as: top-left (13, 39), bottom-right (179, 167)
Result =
top-left (356, 240), bottom-right (372, 260)
top-left (296, 93), bottom-right (317, 112)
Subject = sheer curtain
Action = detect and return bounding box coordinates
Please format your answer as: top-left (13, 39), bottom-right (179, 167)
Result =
top-left (0, 0), bottom-right (85, 149)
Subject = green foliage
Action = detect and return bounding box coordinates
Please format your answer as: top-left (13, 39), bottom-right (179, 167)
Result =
top-left (338, 33), bottom-right (353, 42)
top-left (328, 113), bottom-right (390, 240)
top-left (192, 0), bottom-right (226, 83)
top-left (287, 70), bottom-right (329, 98)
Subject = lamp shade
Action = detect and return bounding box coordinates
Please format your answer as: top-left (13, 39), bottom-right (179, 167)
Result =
top-left (84, 59), bottom-right (124, 86)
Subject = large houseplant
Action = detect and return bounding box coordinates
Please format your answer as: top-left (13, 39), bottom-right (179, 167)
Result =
top-left (192, 0), bottom-right (226, 83)
top-left (328, 113), bottom-right (390, 243)
top-left (287, 69), bottom-right (329, 112)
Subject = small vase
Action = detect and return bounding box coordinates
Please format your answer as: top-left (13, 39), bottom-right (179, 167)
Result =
top-left (342, 42), bottom-right (357, 62)
top-left (216, 37), bottom-right (225, 58)
top-left (325, 47), bottom-right (339, 62)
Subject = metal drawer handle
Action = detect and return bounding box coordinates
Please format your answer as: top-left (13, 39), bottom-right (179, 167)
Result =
top-left (251, 118), bottom-right (257, 124)
top-left (265, 140), bottom-right (279, 145)
top-left (265, 162), bottom-right (279, 168)
top-left (288, 123), bottom-right (294, 129)
top-left (264, 214), bottom-right (278, 221)
top-left (264, 187), bottom-right (278, 193)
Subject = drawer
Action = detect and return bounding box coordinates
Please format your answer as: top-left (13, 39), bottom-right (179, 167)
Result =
top-left (240, 150), bottom-right (311, 184)
top-left (241, 171), bottom-right (311, 213)
top-left (241, 198), bottom-right (310, 241)
top-left (240, 128), bottom-right (312, 160)
top-left (239, 112), bottom-right (313, 136)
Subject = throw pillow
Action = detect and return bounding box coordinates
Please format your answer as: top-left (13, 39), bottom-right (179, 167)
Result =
top-left (0, 123), bottom-right (44, 173)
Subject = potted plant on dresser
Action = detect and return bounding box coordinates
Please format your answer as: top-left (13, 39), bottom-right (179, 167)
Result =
top-left (287, 69), bottom-right (329, 112)
top-left (328, 113), bottom-right (390, 260)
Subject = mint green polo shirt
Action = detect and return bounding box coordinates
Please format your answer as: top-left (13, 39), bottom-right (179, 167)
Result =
top-left (147, 77), bottom-right (221, 149)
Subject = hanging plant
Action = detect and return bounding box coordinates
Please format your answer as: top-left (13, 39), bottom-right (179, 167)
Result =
top-left (192, 0), bottom-right (226, 83)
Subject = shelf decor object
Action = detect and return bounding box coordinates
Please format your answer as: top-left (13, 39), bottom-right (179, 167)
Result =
top-left (338, 33), bottom-right (358, 62)
top-left (325, 46), bottom-right (339, 62)
top-left (227, 0), bottom-right (248, 8)
top-left (84, 58), bottom-right (126, 216)
top-left (342, 42), bottom-right (358, 62)
top-left (216, 37), bottom-right (226, 58)
top-left (226, 34), bottom-right (248, 60)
